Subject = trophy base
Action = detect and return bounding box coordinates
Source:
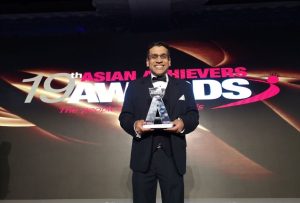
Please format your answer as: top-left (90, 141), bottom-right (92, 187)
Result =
top-left (143, 123), bottom-right (173, 129)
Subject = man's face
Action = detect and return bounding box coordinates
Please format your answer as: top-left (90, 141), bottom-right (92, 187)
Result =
top-left (146, 46), bottom-right (171, 76)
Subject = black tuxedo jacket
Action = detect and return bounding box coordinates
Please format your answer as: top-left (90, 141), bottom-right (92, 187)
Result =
top-left (119, 76), bottom-right (199, 175)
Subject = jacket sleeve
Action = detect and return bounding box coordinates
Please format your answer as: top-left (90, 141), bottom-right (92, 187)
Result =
top-left (179, 81), bottom-right (199, 134)
top-left (119, 82), bottom-right (136, 137)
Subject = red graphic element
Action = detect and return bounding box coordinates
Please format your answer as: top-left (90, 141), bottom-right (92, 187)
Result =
top-left (212, 76), bottom-right (280, 109)
top-left (267, 75), bottom-right (279, 84)
top-left (169, 41), bottom-right (230, 67)
top-left (197, 104), bottom-right (205, 110)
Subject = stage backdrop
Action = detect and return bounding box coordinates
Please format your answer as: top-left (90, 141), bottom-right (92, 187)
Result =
top-left (0, 29), bottom-right (300, 199)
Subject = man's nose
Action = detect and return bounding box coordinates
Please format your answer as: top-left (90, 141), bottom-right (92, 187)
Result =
top-left (156, 58), bottom-right (163, 62)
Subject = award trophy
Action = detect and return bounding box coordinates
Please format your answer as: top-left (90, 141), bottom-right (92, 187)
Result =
top-left (143, 87), bottom-right (173, 129)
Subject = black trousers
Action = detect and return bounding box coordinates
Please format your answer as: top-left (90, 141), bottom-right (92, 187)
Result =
top-left (132, 149), bottom-right (184, 203)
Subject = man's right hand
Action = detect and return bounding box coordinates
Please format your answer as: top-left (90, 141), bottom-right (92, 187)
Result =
top-left (134, 120), bottom-right (154, 135)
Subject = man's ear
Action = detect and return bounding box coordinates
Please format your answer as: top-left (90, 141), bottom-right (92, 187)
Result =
top-left (146, 59), bottom-right (149, 67)
top-left (169, 59), bottom-right (171, 66)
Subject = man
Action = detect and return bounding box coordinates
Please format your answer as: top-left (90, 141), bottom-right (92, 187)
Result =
top-left (119, 42), bottom-right (199, 203)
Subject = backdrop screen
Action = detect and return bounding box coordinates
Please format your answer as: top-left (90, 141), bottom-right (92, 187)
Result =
top-left (0, 29), bottom-right (300, 199)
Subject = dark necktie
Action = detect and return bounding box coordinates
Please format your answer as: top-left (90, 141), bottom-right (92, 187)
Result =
top-left (152, 75), bottom-right (166, 82)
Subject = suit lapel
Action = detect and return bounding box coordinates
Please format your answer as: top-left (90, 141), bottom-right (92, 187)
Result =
top-left (163, 76), bottom-right (178, 119)
top-left (141, 77), bottom-right (153, 118)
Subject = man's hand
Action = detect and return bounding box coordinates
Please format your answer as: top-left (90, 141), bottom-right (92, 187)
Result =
top-left (164, 118), bottom-right (184, 133)
top-left (134, 120), bottom-right (154, 135)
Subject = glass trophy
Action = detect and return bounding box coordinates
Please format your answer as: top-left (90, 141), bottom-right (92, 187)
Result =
top-left (143, 87), bottom-right (173, 129)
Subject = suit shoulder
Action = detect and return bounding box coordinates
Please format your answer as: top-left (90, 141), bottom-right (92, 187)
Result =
top-left (127, 77), bottom-right (142, 87)
top-left (172, 77), bottom-right (192, 87)
top-left (126, 77), bottom-right (149, 92)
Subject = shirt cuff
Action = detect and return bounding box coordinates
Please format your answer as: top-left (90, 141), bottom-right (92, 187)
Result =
top-left (177, 117), bottom-right (185, 133)
top-left (133, 121), bottom-right (141, 138)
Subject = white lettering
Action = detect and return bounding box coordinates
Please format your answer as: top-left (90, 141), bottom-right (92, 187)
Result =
top-left (222, 79), bottom-right (252, 99)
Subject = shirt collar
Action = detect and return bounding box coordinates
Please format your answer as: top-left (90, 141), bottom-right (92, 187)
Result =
top-left (151, 73), bottom-right (169, 83)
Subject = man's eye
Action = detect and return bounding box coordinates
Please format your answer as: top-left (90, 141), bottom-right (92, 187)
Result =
top-left (160, 54), bottom-right (168, 59)
top-left (151, 55), bottom-right (159, 59)
top-left (149, 54), bottom-right (168, 60)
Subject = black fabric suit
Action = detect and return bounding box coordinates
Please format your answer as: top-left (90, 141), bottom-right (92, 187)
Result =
top-left (119, 75), bottom-right (199, 202)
